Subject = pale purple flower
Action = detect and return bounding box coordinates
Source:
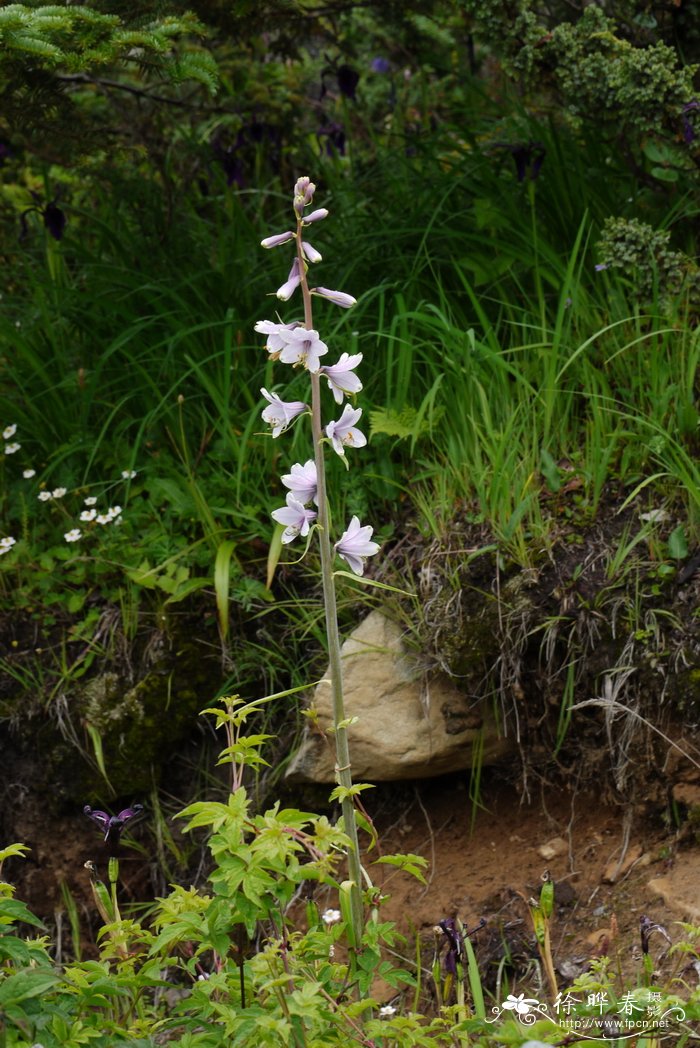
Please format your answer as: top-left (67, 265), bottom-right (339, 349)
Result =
top-left (281, 460), bottom-right (318, 505)
top-left (301, 241), bottom-right (322, 263)
top-left (293, 177), bottom-right (316, 216)
top-left (326, 404), bottom-right (367, 456)
top-left (277, 258), bottom-right (302, 301)
top-left (303, 208), bottom-right (328, 224)
top-left (278, 327), bottom-right (328, 372)
top-left (334, 516), bottom-right (380, 575)
top-left (594, 263), bottom-right (609, 272)
top-left (271, 493), bottom-right (317, 544)
top-left (310, 287), bottom-right (356, 309)
top-left (255, 319), bottom-right (300, 357)
top-left (260, 388), bottom-right (308, 437)
top-left (321, 353), bottom-right (363, 403)
top-left (261, 231), bottom-right (295, 249)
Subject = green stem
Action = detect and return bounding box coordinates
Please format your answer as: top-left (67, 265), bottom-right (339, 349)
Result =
top-left (295, 229), bottom-right (364, 951)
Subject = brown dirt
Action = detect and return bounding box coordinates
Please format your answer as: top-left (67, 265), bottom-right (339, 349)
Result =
top-left (312, 775), bottom-right (700, 998)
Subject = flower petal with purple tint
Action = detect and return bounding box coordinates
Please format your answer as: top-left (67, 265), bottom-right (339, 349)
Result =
top-left (84, 804), bottom-right (144, 855)
top-left (271, 493), bottom-right (317, 543)
top-left (310, 286), bottom-right (357, 309)
top-left (302, 241), bottom-right (322, 263)
top-left (303, 208), bottom-right (328, 225)
top-left (255, 319), bottom-right (301, 357)
top-left (334, 516), bottom-right (379, 575)
top-left (278, 327), bottom-right (328, 372)
top-left (326, 404), bottom-right (367, 456)
top-left (261, 230), bottom-right (295, 249)
top-left (277, 258), bottom-right (302, 301)
top-left (281, 460), bottom-right (318, 505)
top-left (260, 388), bottom-right (308, 437)
top-left (320, 352), bottom-right (363, 404)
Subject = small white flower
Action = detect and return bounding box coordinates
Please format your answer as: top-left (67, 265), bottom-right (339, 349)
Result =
top-left (3, 424), bottom-right (17, 439)
top-left (80, 509), bottom-right (97, 522)
top-left (321, 908), bottom-right (341, 925)
top-left (107, 505), bottom-right (122, 519)
top-left (379, 1005), bottom-right (397, 1017)
top-left (22, 469), bottom-right (36, 479)
top-left (38, 491), bottom-right (52, 502)
top-left (84, 496), bottom-right (97, 506)
top-left (5, 443), bottom-right (20, 455)
top-left (95, 514), bottom-right (111, 525)
top-left (0, 536), bottom-right (16, 554)
top-left (64, 529), bottom-right (82, 543)
top-left (121, 470), bottom-right (137, 479)
top-left (51, 487), bottom-right (67, 499)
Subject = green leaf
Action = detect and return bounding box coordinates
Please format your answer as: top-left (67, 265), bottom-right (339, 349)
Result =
top-left (214, 539), bottom-right (236, 641)
top-left (668, 525), bottom-right (689, 560)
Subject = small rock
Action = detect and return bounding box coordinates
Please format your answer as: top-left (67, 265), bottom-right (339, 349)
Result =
top-left (538, 836), bottom-right (567, 860)
top-left (648, 873), bottom-right (700, 921)
top-left (672, 782), bottom-right (700, 809)
top-left (602, 843), bottom-right (642, 883)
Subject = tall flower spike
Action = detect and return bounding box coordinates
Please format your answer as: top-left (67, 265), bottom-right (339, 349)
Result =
top-left (335, 516), bottom-right (380, 576)
top-left (326, 404), bottom-right (367, 456)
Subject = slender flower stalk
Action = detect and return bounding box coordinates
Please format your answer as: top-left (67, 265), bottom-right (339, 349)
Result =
top-left (293, 212), bottom-right (365, 949)
top-left (256, 179), bottom-right (378, 954)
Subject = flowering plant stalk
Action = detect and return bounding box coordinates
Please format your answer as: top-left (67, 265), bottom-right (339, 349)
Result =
top-left (257, 178), bottom-right (379, 948)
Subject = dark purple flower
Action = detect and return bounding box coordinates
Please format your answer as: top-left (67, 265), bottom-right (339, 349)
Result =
top-left (337, 64), bottom-right (360, 100)
top-left (371, 57), bottom-right (391, 74)
top-left (438, 918), bottom-right (463, 976)
top-left (84, 804), bottom-right (143, 854)
top-left (682, 100), bottom-right (700, 144)
top-left (639, 914), bottom-right (671, 955)
top-left (19, 197), bottom-right (67, 242)
top-left (500, 142), bottom-right (546, 182)
top-left (317, 123), bottom-right (346, 157)
top-left (43, 201), bottom-right (66, 241)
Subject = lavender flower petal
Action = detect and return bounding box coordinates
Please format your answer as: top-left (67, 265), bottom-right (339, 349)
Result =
top-left (321, 352), bottom-right (363, 404)
top-left (310, 286), bottom-right (357, 309)
top-left (281, 460), bottom-right (318, 505)
top-left (271, 493), bottom-right (317, 543)
top-left (334, 516), bottom-right (379, 575)
top-left (326, 404), bottom-right (367, 455)
top-left (260, 389), bottom-right (308, 437)
top-left (261, 231), bottom-right (295, 249)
